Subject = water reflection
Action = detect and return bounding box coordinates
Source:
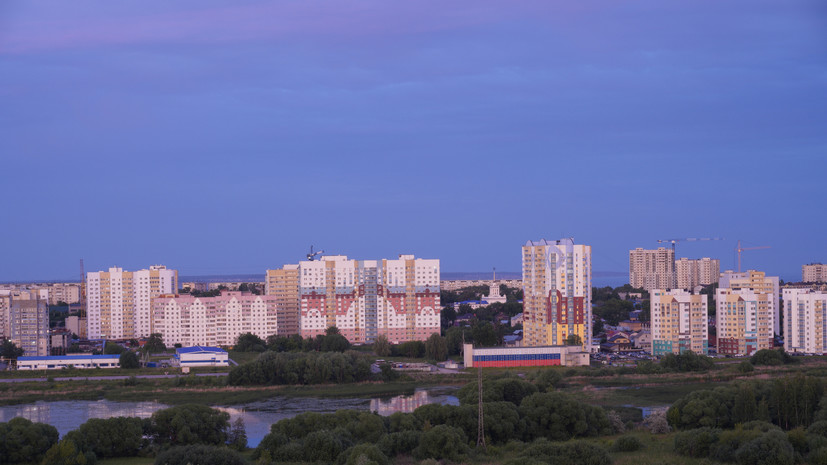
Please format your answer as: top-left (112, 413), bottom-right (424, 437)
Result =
top-left (0, 388), bottom-right (458, 448)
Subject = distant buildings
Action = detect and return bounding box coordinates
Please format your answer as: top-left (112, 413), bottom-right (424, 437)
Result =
top-left (675, 258), bottom-right (720, 290)
top-left (0, 283), bottom-right (81, 305)
top-left (17, 354), bottom-right (120, 370)
top-left (783, 288), bottom-right (827, 354)
top-left (441, 279), bottom-right (521, 291)
top-left (152, 291), bottom-right (279, 348)
top-left (522, 238), bottom-right (591, 347)
top-left (629, 247), bottom-right (676, 291)
top-left (296, 255), bottom-right (440, 344)
top-left (803, 263), bottom-right (827, 283)
top-left (650, 289), bottom-right (708, 356)
top-left (87, 265), bottom-right (178, 339)
top-left (8, 291), bottom-right (50, 356)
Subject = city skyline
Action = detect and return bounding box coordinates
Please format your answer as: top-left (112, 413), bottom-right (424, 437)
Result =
top-left (2, 1), bottom-right (825, 282)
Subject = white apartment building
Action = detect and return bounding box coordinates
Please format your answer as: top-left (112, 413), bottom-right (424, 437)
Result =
top-left (650, 289), bottom-right (708, 356)
top-left (87, 265), bottom-right (178, 339)
top-left (783, 288), bottom-right (827, 354)
top-left (629, 248), bottom-right (676, 291)
top-left (298, 254), bottom-right (440, 344)
top-left (522, 238), bottom-right (592, 348)
top-left (675, 258), bottom-right (720, 290)
top-left (153, 291), bottom-right (278, 347)
top-left (720, 270), bottom-right (780, 335)
top-left (803, 264), bottom-right (827, 283)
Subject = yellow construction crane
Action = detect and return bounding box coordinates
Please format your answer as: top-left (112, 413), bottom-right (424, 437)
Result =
top-left (736, 240), bottom-right (770, 272)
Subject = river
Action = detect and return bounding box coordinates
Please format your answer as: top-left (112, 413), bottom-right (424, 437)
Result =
top-left (0, 388), bottom-right (459, 447)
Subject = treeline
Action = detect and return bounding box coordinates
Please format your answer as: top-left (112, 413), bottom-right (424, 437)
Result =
top-left (0, 404), bottom-right (247, 465)
top-left (227, 350), bottom-right (375, 386)
top-left (254, 380), bottom-right (617, 464)
top-left (237, 327), bottom-right (351, 353)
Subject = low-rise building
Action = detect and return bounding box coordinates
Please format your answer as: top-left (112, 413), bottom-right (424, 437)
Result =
top-left (462, 343), bottom-right (589, 367)
top-left (17, 354), bottom-right (120, 370)
top-left (174, 346), bottom-right (229, 367)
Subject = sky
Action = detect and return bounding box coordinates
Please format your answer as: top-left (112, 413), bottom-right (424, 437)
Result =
top-left (1, 0), bottom-right (825, 283)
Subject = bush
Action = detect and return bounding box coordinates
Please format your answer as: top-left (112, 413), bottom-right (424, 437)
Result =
top-left (377, 431), bottom-right (421, 457)
top-left (414, 425), bottom-right (468, 461)
top-left (302, 430), bottom-right (351, 462)
top-left (674, 427), bottom-right (721, 458)
top-left (709, 427), bottom-right (762, 462)
top-left (150, 404), bottom-right (230, 446)
top-left (336, 444), bottom-right (389, 465)
top-left (644, 409), bottom-right (672, 434)
top-left (64, 417), bottom-right (144, 458)
top-left (519, 392), bottom-right (613, 441)
top-left (612, 435), bottom-right (644, 452)
top-left (519, 438), bottom-right (611, 465)
top-left (750, 348), bottom-right (793, 366)
top-left (40, 439), bottom-right (97, 465)
top-left (738, 361), bottom-right (755, 373)
top-left (734, 430), bottom-right (795, 465)
top-left (154, 445), bottom-right (245, 465)
top-left (660, 351), bottom-right (714, 372)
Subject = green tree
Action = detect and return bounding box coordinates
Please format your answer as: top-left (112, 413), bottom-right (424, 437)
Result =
top-left (565, 334), bottom-right (582, 346)
top-left (471, 321), bottom-right (498, 347)
top-left (594, 299), bottom-right (634, 326)
top-left (414, 425), bottom-right (468, 461)
top-left (0, 339), bottom-right (24, 359)
top-left (64, 417), bottom-right (143, 458)
top-left (445, 327), bottom-right (471, 356)
top-left (519, 392), bottom-right (613, 441)
top-left (40, 439), bottom-right (94, 465)
top-left (0, 417), bottom-right (59, 464)
top-left (143, 333), bottom-right (166, 354)
top-left (153, 444), bottom-right (245, 465)
top-left (103, 342), bottom-right (125, 355)
top-left (235, 333), bottom-right (266, 352)
top-left (372, 334), bottom-right (391, 357)
top-left (424, 333), bottom-right (448, 361)
top-left (119, 351), bottom-right (140, 369)
top-left (150, 404), bottom-right (230, 446)
top-left (227, 418), bottom-right (247, 451)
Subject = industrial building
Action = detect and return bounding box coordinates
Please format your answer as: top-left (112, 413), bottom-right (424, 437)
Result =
top-left (463, 344), bottom-right (589, 368)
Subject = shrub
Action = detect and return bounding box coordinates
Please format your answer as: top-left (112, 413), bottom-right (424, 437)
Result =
top-left (738, 361), bottom-right (755, 373)
top-left (414, 425), bottom-right (468, 461)
top-left (336, 444), bottom-right (389, 465)
top-left (40, 439), bottom-right (97, 465)
top-left (377, 431), bottom-right (421, 457)
top-left (734, 430), bottom-right (795, 465)
top-left (150, 404), bottom-right (230, 446)
top-left (0, 417), bottom-right (60, 464)
top-left (750, 348), bottom-right (793, 366)
top-left (64, 417), bottom-right (144, 458)
top-left (710, 427), bottom-right (762, 463)
top-left (674, 427), bottom-right (721, 458)
top-left (519, 438), bottom-right (611, 465)
top-left (644, 409), bottom-right (672, 434)
top-left (612, 435), bottom-right (644, 452)
top-left (153, 445), bottom-right (245, 465)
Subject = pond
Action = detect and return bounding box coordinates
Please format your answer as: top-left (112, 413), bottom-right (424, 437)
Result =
top-left (0, 387), bottom-right (459, 447)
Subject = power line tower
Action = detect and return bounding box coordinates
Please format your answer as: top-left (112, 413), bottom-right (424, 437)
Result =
top-left (477, 364), bottom-right (486, 450)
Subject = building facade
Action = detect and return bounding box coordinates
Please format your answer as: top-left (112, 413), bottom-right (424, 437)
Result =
top-left (650, 289), bottom-right (708, 356)
top-left (152, 291), bottom-right (278, 347)
top-left (716, 287), bottom-right (773, 356)
top-left (719, 270), bottom-right (780, 336)
top-left (783, 288), bottom-right (827, 354)
top-left (463, 343), bottom-right (589, 367)
top-left (87, 265), bottom-right (178, 339)
top-left (298, 254), bottom-right (440, 344)
top-left (9, 292), bottom-right (50, 356)
top-left (629, 247), bottom-right (676, 291)
top-left (803, 264), bottom-right (827, 283)
top-left (265, 264), bottom-right (300, 336)
top-left (522, 238), bottom-right (591, 348)
top-left (675, 258), bottom-right (720, 290)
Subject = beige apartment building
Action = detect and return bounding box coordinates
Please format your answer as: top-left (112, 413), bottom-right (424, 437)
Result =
top-left (7, 291), bottom-right (50, 356)
top-left (87, 265), bottom-right (178, 339)
top-left (716, 287), bottom-right (773, 356)
top-left (522, 238), bottom-right (591, 348)
top-left (675, 258), bottom-right (720, 290)
top-left (783, 288), bottom-right (827, 354)
top-left (265, 264), bottom-right (300, 336)
top-left (152, 291), bottom-right (279, 347)
top-left (803, 263), bottom-right (827, 283)
top-left (650, 289), bottom-right (708, 356)
top-left (720, 270), bottom-right (780, 336)
top-left (629, 248), bottom-right (676, 291)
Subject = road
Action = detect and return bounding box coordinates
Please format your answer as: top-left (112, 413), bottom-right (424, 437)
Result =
top-left (0, 372), bottom-right (228, 383)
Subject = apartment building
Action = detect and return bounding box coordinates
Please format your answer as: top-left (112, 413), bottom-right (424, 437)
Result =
top-left (675, 258), bottom-right (720, 290)
top-left (650, 289), bottom-right (708, 356)
top-left (629, 247), bottom-right (676, 291)
top-left (716, 287), bottom-right (773, 356)
top-left (720, 270), bottom-right (780, 335)
top-left (297, 254), bottom-right (440, 344)
top-left (783, 289), bottom-right (827, 354)
top-left (265, 265), bottom-right (300, 336)
top-left (9, 291), bottom-right (50, 356)
top-left (87, 265), bottom-right (178, 339)
top-left (441, 279), bottom-right (522, 292)
top-left (522, 238), bottom-right (591, 348)
top-left (0, 291), bottom-right (9, 339)
top-left (152, 291), bottom-right (278, 347)
top-left (803, 264), bottom-right (827, 283)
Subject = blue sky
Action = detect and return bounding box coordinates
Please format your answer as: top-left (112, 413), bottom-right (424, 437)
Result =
top-left (1, 1), bottom-right (825, 282)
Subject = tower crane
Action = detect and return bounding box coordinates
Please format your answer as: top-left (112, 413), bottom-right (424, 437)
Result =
top-left (306, 245), bottom-right (324, 261)
top-left (736, 240), bottom-right (770, 272)
top-left (656, 237), bottom-right (725, 256)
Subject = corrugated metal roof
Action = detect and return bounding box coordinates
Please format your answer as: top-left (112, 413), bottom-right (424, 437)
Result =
top-left (18, 355), bottom-right (120, 361)
top-left (176, 346), bottom-right (226, 354)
